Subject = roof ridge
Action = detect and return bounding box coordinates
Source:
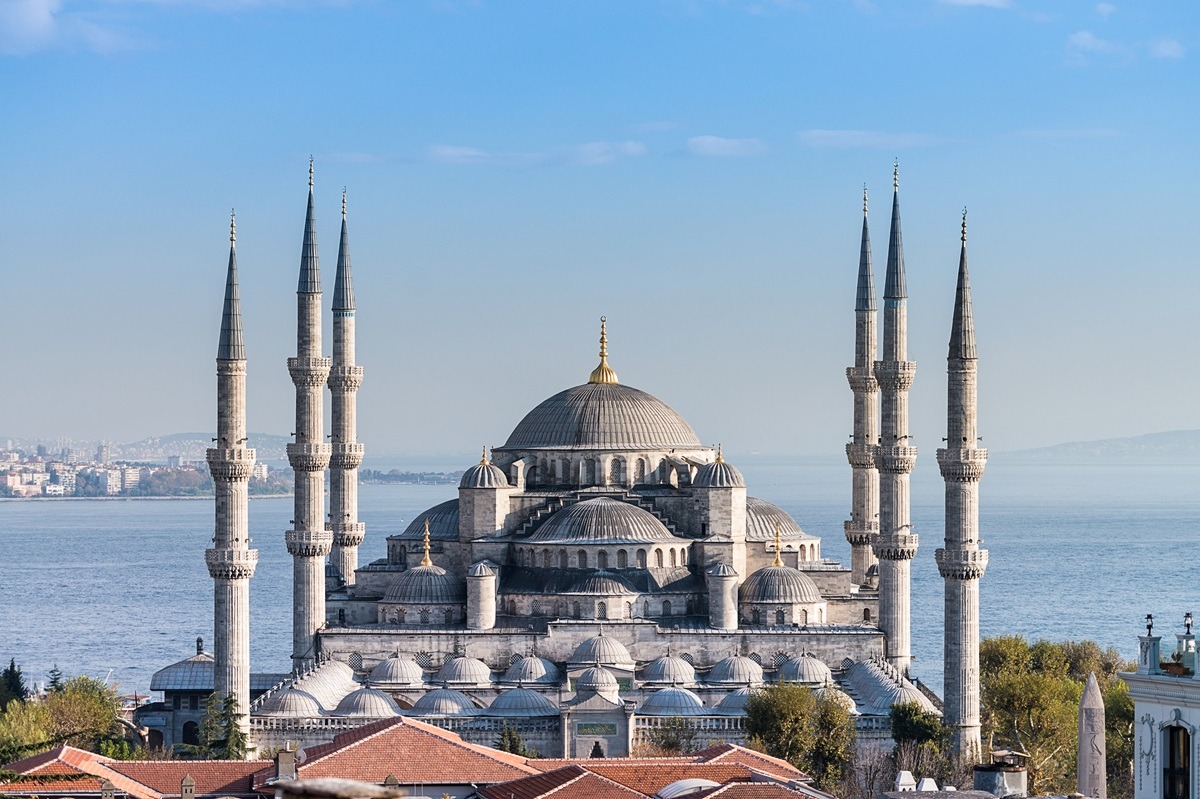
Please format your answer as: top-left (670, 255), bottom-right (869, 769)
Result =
top-left (576, 767), bottom-right (654, 798)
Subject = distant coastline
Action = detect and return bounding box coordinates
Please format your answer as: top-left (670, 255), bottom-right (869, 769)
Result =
top-left (999, 429), bottom-right (1200, 462)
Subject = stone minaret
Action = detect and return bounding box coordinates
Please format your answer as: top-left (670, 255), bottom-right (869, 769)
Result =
top-left (286, 161), bottom-right (332, 672)
top-left (936, 211), bottom-right (989, 756)
top-left (845, 186), bottom-right (880, 587)
top-left (205, 212), bottom-right (258, 743)
top-left (327, 191), bottom-right (365, 587)
top-left (873, 164), bottom-right (918, 675)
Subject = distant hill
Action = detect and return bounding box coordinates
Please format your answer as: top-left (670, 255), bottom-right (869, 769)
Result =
top-left (113, 433), bottom-right (292, 463)
top-left (1002, 430), bottom-right (1200, 462)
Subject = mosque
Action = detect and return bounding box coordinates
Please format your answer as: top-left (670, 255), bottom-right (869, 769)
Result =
top-left (138, 164), bottom-right (989, 761)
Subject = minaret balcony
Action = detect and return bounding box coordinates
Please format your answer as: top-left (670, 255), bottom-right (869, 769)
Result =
top-left (329, 443), bottom-right (365, 470)
top-left (845, 443), bottom-right (877, 469)
top-left (329, 521), bottom-right (366, 547)
top-left (845, 367), bottom-right (878, 393)
top-left (936, 448), bottom-right (988, 481)
top-left (873, 360), bottom-right (916, 391)
top-left (206, 447), bottom-right (257, 481)
top-left (328, 365), bottom-right (365, 392)
top-left (874, 531), bottom-right (919, 560)
top-left (288, 356), bottom-right (333, 387)
top-left (285, 529), bottom-right (333, 558)
top-left (843, 519), bottom-right (879, 546)
top-left (877, 446), bottom-right (918, 474)
top-left (935, 547), bottom-right (988, 580)
top-left (205, 547), bottom-right (259, 580)
top-left (287, 442), bottom-right (332, 472)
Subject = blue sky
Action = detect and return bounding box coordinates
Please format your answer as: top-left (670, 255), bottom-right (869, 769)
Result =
top-left (0, 0), bottom-right (1196, 458)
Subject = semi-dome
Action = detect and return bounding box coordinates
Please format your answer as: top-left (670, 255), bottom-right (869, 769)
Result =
top-left (706, 656), bottom-right (764, 686)
top-left (500, 382), bottom-right (702, 452)
top-left (502, 655), bottom-right (562, 684)
top-left (460, 451), bottom-right (510, 489)
top-left (382, 564), bottom-right (466, 605)
top-left (568, 633), bottom-right (635, 668)
top-left (393, 499), bottom-right (460, 541)
top-left (435, 656), bottom-right (493, 685)
top-left (369, 655), bottom-right (425, 687)
top-left (529, 498), bottom-right (679, 544)
top-left (577, 666), bottom-right (619, 693)
top-left (740, 566), bottom-right (823, 605)
top-left (410, 687), bottom-right (481, 716)
top-left (642, 655), bottom-right (697, 685)
top-left (260, 687), bottom-right (322, 718)
top-left (693, 451), bottom-right (745, 488)
top-left (638, 686), bottom-right (706, 716)
top-left (487, 688), bottom-right (559, 717)
top-left (745, 498), bottom-right (809, 542)
top-left (333, 686), bottom-right (402, 718)
top-left (715, 686), bottom-right (754, 715)
top-left (778, 654), bottom-right (833, 685)
top-left (569, 570), bottom-right (637, 595)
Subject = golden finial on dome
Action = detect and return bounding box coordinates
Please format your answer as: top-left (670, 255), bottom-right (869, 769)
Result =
top-left (715, 443), bottom-right (725, 463)
top-left (420, 518), bottom-right (432, 567)
top-left (588, 316), bottom-right (619, 385)
top-left (480, 445), bottom-right (489, 465)
top-left (229, 209), bottom-right (236, 243)
top-left (772, 523), bottom-right (783, 567)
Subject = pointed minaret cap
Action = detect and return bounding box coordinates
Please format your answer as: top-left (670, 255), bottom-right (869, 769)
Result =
top-left (1081, 671), bottom-right (1104, 709)
top-left (298, 157), bottom-right (321, 294)
top-left (217, 210), bottom-right (245, 361)
top-left (884, 161), bottom-right (907, 300)
top-left (420, 518), bottom-right (433, 567)
top-left (588, 317), bottom-right (619, 384)
top-left (332, 187), bottom-right (355, 311)
top-left (856, 184), bottom-right (877, 312)
top-left (949, 208), bottom-right (977, 360)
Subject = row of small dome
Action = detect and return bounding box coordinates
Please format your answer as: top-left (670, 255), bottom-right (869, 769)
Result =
top-left (456, 450), bottom-right (746, 490)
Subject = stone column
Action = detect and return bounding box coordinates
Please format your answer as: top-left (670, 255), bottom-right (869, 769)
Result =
top-left (1078, 672), bottom-right (1107, 798)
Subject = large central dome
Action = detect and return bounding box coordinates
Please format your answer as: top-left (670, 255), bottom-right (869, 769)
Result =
top-left (501, 382), bottom-right (702, 451)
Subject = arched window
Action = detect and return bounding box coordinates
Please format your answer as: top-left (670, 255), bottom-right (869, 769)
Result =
top-left (617, 550), bottom-right (628, 568)
top-left (751, 608), bottom-right (761, 625)
top-left (559, 550), bottom-right (569, 569)
top-left (182, 721), bottom-right (200, 746)
top-left (655, 550), bottom-right (664, 568)
top-left (585, 459), bottom-right (597, 485)
top-left (801, 610), bottom-right (808, 625)
top-left (597, 601), bottom-right (608, 620)
top-left (397, 608), bottom-right (406, 624)
top-left (624, 602), bottom-right (633, 619)
top-left (670, 549), bottom-right (677, 567)
top-left (776, 609), bottom-right (786, 626)
top-left (798, 546), bottom-right (807, 562)
top-left (420, 608), bottom-right (430, 624)
top-left (662, 600), bottom-right (672, 616)
top-left (555, 601), bottom-right (565, 617)
top-left (578, 550), bottom-right (588, 569)
top-left (685, 598), bottom-right (695, 616)
top-left (397, 545), bottom-right (407, 564)
top-left (540, 458), bottom-right (550, 486)
top-left (543, 549), bottom-right (552, 568)
top-left (637, 549), bottom-right (647, 569)
top-left (610, 458), bottom-right (624, 484)
top-left (656, 458), bottom-right (668, 483)
top-left (644, 601), bottom-right (651, 617)
top-left (680, 548), bottom-right (687, 566)
top-left (863, 608), bottom-right (872, 622)
top-left (598, 550), bottom-right (608, 569)
top-left (444, 608), bottom-right (454, 624)
top-left (532, 600), bottom-right (542, 616)
top-left (1166, 725), bottom-right (1191, 799)
top-left (572, 602), bottom-right (582, 619)
top-left (635, 458), bottom-right (647, 481)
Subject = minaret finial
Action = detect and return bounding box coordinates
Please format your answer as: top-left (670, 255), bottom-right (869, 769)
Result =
top-left (230, 209), bottom-right (236, 243)
top-left (893, 160), bottom-right (899, 191)
top-left (961, 206), bottom-right (968, 243)
top-left (863, 184), bottom-right (869, 215)
top-left (308, 156), bottom-right (314, 189)
top-left (715, 443), bottom-right (724, 463)
top-left (420, 518), bottom-right (432, 567)
top-left (342, 188), bottom-right (347, 220)
top-left (480, 445), bottom-right (489, 465)
top-left (772, 524), bottom-right (783, 567)
top-left (588, 316), bottom-right (619, 384)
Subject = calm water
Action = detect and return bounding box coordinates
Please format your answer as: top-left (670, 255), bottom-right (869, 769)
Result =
top-left (1, 456), bottom-right (1195, 696)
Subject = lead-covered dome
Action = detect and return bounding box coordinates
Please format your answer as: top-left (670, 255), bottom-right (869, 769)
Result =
top-left (530, 498), bottom-right (679, 544)
top-left (435, 656), bottom-right (493, 685)
top-left (393, 499), bottom-right (459, 542)
top-left (383, 563), bottom-right (466, 605)
top-left (502, 656), bottom-right (562, 685)
top-left (638, 687), bottom-right (706, 716)
top-left (745, 498), bottom-right (809, 542)
top-left (369, 655), bottom-right (425, 687)
top-left (707, 656), bottom-right (764, 686)
top-left (740, 566), bottom-right (822, 605)
top-left (693, 451), bottom-right (745, 488)
top-left (333, 686), bottom-right (402, 718)
top-left (778, 654), bottom-right (833, 685)
top-left (642, 655), bottom-right (697, 686)
top-left (568, 633), bottom-right (635, 669)
top-left (259, 687), bottom-right (322, 718)
top-left (460, 451), bottom-right (510, 489)
top-left (577, 666), bottom-right (619, 694)
top-left (411, 687), bottom-right (481, 716)
top-left (501, 382), bottom-right (702, 451)
top-left (487, 688), bottom-right (559, 717)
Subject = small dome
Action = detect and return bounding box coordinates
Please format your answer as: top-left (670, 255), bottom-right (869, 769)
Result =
top-left (468, 561), bottom-right (496, 578)
top-left (502, 656), bottom-right (562, 685)
top-left (435, 656), bottom-right (493, 685)
top-left (778, 654), bottom-right (833, 685)
top-left (291, 660), bottom-right (358, 710)
top-left (638, 686), bottom-right (706, 716)
top-left (460, 459), bottom-right (510, 489)
top-left (369, 656), bottom-right (425, 687)
top-left (816, 683), bottom-right (858, 714)
top-left (890, 681), bottom-right (938, 713)
top-left (568, 633), bottom-right (635, 668)
top-left (708, 562), bottom-right (738, 577)
top-left (745, 498), bottom-right (810, 542)
top-left (658, 779), bottom-right (722, 799)
top-left (569, 570), bottom-right (637, 595)
top-left (260, 688), bottom-right (322, 718)
top-left (693, 457), bottom-right (745, 488)
top-left (393, 499), bottom-right (459, 541)
top-left (707, 656), bottom-right (764, 686)
top-left (715, 686), bottom-right (754, 715)
top-left (529, 498), bottom-right (679, 545)
top-left (740, 566), bottom-right (823, 605)
top-left (410, 687), bottom-right (481, 716)
top-left (382, 564), bottom-right (466, 605)
top-left (487, 688), bottom-right (559, 717)
top-left (577, 666), bottom-right (619, 692)
top-left (334, 686), bottom-right (402, 718)
top-left (642, 655), bottom-right (697, 686)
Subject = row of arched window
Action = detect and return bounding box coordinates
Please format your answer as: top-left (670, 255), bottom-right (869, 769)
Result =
top-left (528, 455), bottom-right (671, 488)
top-left (516, 546), bottom-right (689, 570)
top-left (499, 597), bottom-right (698, 619)
top-left (379, 607), bottom-right (458, 625)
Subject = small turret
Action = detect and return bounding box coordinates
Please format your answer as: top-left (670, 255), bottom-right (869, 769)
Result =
top-left (466, 560), bottom-right (498, 630)
top-left (707, 562), bottom-right (739, 630)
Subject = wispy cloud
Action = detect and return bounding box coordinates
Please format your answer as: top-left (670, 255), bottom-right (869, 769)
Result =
top-left (1067, 30), bottom-right (1117, 55)
top-left (797, 129), bottom-right (939, 149)
top-left (1146, 37), bottom-right (1185, 59)
top-left (1095, 2), bottom-right (1116, 19)
top-left (938, 0), bottom-right (1011, 7)
top-left (0, 0), bottom-right (135, 55)
top-left (686, 135), bottom-right (766, 157)
top-left (428, 140), bottom-right (646, 167)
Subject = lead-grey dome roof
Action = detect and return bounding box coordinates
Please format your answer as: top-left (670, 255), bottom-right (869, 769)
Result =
top-left (577, 666), bottom-right (619, 692)
top-left (778, 654), bottom-right (833, 685)
top-left (333, 686), bottom-right (402, 718)
top-left (460, 462), bottom-right (510, 489)
top-left (259, 687), bottom-right (323, 718)
top-left (411, 687), bottom-right (481, 716)
top-left (568, 570), bottom-right (637, 595)
top-left (435, 656), bottom-right (493, 685)
top-left (745, 498), bottom-right (811, 542)
top-left (369, 655), bottom-right (425, 687)
top-left (392, 499), bottom-right (459, 541)
top-left (502, 656), bottom-right (562, 685)
top-left (487, 688), bottom-right (559, 717)
top-left (500, 382), bottom-right (702, 451)
top-left (638, 686), bottom-right (706, 716)
top-left (740, 566), bottom-right (823, 605)
top-left (568, 633), bottom-right (635, 668)
top-left (382, 564), bottom-right (466, 605)
top-left (706, 656), bottom-right (764, 686)
top-left (693, 459), bottom-right (745, 488)
top-left (642, 655), bottom-right (697, 685)
top-left (715, 686), bottom-right (754, 715)
top-left (529, 498), bottom-right (679, 544)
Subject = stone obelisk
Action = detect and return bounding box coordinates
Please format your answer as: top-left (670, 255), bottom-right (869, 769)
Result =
top-left (1078, 672), bottom-right (1108, 797)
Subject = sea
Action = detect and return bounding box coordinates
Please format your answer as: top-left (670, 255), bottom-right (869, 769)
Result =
top-left (1, 455), bottom-right (1195, 698)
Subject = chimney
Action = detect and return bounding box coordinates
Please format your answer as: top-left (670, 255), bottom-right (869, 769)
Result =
top-left (196, 637), bottom-right (204, 656)
top-left (894, 771), bottom-right (917, 792)
top-left (101, 779), bottom-right (115, 799)
top-left (181, 775), bottom-right (195, 799)
top-left (276, 742), bottom-right (297, 781)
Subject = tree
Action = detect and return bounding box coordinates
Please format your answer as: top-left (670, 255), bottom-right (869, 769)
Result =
top-left (46, 665), bottom-right (64, 693)
top-left (744, 683), bottom-right (855, 789)
top-left (182, 693), bottom-right (247, 760)
top-left (643, 717), bottom-right (699, 755)
top-left (42, 676), bottom-right (121, 750)
top-left (0, 660), bottom-right (27, 710)
top-left (494, 724), bottom-right (537, 758)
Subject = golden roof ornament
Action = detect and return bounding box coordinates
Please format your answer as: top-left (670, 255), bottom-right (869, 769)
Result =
top-left (588, 316), bottom-right (619, 385)
top-left (715, 443), bottom-right (725, 463)
top-left (480, 445), bottom-right (489, 466)
top-left (772, 523), bottom-right (783, 567)
top-left (420, 518), bottom-right (433, 567)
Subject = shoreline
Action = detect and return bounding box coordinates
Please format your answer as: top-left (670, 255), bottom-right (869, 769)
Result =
top-left (0, 493), bottom-right (293, 503)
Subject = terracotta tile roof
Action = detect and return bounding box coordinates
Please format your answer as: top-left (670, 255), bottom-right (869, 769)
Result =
top-left (693, 745), bottom-right (809, 782)
top-left (288, 716), bottom-right (537, 785)
top-left (551, 763), bottom-right (753, 795)
top-left (693, 784), bottom-right (819, 799)
top-left (476, 765), bottom-right (650, 799)
top-left (107, 760), bottom-right (271, 795)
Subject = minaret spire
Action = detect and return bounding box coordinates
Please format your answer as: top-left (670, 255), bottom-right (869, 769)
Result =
top-left (286, 162), bottom-right (333, 673)
top-left (772, 524), bottom-right (783, 568)
top-left (327, 188), bottom-right (366, 587)
top-left (874, 162), bottom-right (919, 675)
top-left (588, 316), bottom-right (619, 384)
top-left (936, 209), bottom-right (989, 758)
top-left (420, 518), bottom-right (433, 567)
top-left (845, 185), bottom-right (881, 587)
top-left (206, 213), bottom-right (258, 752)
